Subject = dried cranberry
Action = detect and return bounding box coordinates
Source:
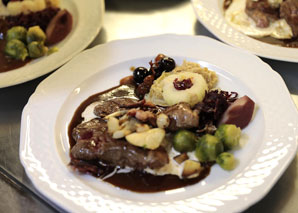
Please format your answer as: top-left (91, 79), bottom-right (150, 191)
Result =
top-left (173, 78), bottom-right (193, 90)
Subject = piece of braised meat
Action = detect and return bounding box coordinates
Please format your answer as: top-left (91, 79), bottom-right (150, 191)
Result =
top-left (245, 0), bottom-right (279, 28)
top-left (94, 98), bottom-right (139, 117)
top-left (163, 102), bottom-right (199, 131)
top-left (70, 119), bottom-right (169, 170)
top-left (280, 0), bottom-right (298, 37)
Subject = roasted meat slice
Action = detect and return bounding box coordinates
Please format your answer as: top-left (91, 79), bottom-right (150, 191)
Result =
top-left (245, 0), bottom-right (279, 28)
top-left (280, 0), bottom-right (298, 37)
top-left (93, 98), bottom-right (139, 117)
top-left (70, 119), bottom-right (169, 170)
top-left (164, 102), bottom-right (199, 131)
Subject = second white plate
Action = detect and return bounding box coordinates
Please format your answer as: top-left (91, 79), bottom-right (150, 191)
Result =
top-left (0, 0), bottom-right (104, 88)
top-left (191, 0), bottom-right (298, 62)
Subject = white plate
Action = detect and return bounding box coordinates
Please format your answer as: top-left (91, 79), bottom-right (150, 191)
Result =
top-left (20, 34), bottom-right (298, 213)
top-left (0, 0), bottom-right (104, 88)
top-left (191, 0), bottom-right (298, 62)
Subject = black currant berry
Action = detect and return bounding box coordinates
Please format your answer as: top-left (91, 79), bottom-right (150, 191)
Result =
top-left (133, 67), bottom-right (152, 84)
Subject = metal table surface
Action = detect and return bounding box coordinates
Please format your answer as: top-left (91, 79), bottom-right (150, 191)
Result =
top-left (0, 0), bottom-right (297, 212)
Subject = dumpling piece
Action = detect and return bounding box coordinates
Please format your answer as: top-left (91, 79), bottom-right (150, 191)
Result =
top-left (145, 61), bottom-right (217, 106)
top-left (161, 72), bottom-right (208, 107)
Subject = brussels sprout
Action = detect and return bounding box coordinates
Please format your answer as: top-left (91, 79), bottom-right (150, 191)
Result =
top-left (173, 130), bottom-right (197, 153)
top-left (28, 41), bottom-right (48, 58)
top-left (215, 124), bottom-right (241, 150)
top-left (195, 134), bottom-right (224, 162)
top-left (26, 26), bottom-right (46, 44)
top-left (6, 26), bottom-right (27, 43)
top-left (5, 39), bottom-right (28, 61)
top-left (216, 152), bottom-right (236, 170)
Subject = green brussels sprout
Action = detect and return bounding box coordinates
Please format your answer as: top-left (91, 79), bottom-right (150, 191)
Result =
top-left (215, 124), bottom-right (241, 150)
top-left (26, 26), bottom-right (46, 44)
top-left (195, 134), bottom-right (224, 162)
top-left (216, 152), bottom-right (236, 170)
top-left (6, 26), bottom-right (27, 43)
top-left (28, 41), bottom-right (48, 58)
top-left (5, 39), bottom-right (28, 61)
top-left (173, 130), bottom-right (197, 153)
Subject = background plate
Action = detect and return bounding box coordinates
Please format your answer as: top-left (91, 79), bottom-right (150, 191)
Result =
top-left (0, 0), bottom-right (104, 88)
top-left (20, 34), bottom-right (298, 213)
top-left (191, 0), bottom-right (298, 62)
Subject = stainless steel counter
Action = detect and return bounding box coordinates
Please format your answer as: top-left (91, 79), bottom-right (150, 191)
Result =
top-left (0, 0), bottom-right (297, 212)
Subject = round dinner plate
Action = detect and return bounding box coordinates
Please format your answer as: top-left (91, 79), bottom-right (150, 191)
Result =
top-left (191, 0), bottom-right (298, 62)
top-left (20, 34), bottom-right (298, 213)
top-left (0, 0), bottom-right (104, 88)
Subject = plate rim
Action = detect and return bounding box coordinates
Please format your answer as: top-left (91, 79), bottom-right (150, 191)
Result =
top-left (20, 34), bottom-right (298, 213)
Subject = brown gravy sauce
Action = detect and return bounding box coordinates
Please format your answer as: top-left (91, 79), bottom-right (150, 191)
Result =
top-left (254, 36), bottom-right (298, 48)
top-left (0, 19), bottom-right (31, 73)
top-left (223, 0), bottom-right (298, 48)
top-left (68, 84), bottom-right (212, 193)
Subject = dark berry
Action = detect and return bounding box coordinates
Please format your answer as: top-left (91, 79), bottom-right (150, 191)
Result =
top-left (149, 54), bottom-right (176, 79)
top-left (133, 67), bottom-right (152, 84)
top-left (151, 63), bottom-right (164, 79)
top-left (160, 56), bottom-right (175, 72)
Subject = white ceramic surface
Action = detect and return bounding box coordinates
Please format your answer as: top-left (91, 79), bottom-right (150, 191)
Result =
top-left (0, 0), bottom-right (104, 88)
top-left (20, 35), bottom-right (298, 213)
top-left (191, 0), bottom-right (298, 62)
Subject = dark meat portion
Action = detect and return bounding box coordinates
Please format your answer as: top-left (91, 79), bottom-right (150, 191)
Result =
top-left (5, 7), bottom-right (60, 31)
top-left (71, 118), bottom-right (169, 170)
top-left (69, 158), bottom-right (116, 178)
top-left (164, 102), bottom-right (199, 131)
top-left (280, 0), bottom-right (298, 37)
top-left (94, 94), bottom-right (164, 120)
top-left (245, 0), bottom-right (279, 28)
top-left (72, 118), bottom-right (107, 142)
top-left (93, 98), bottom-right (139, 117)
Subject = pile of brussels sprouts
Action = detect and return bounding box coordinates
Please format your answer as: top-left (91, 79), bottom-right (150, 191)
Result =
top-left (173, 124), bottom-right (241, 170)
top-left (4, 25), bottom-right (52, 60)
